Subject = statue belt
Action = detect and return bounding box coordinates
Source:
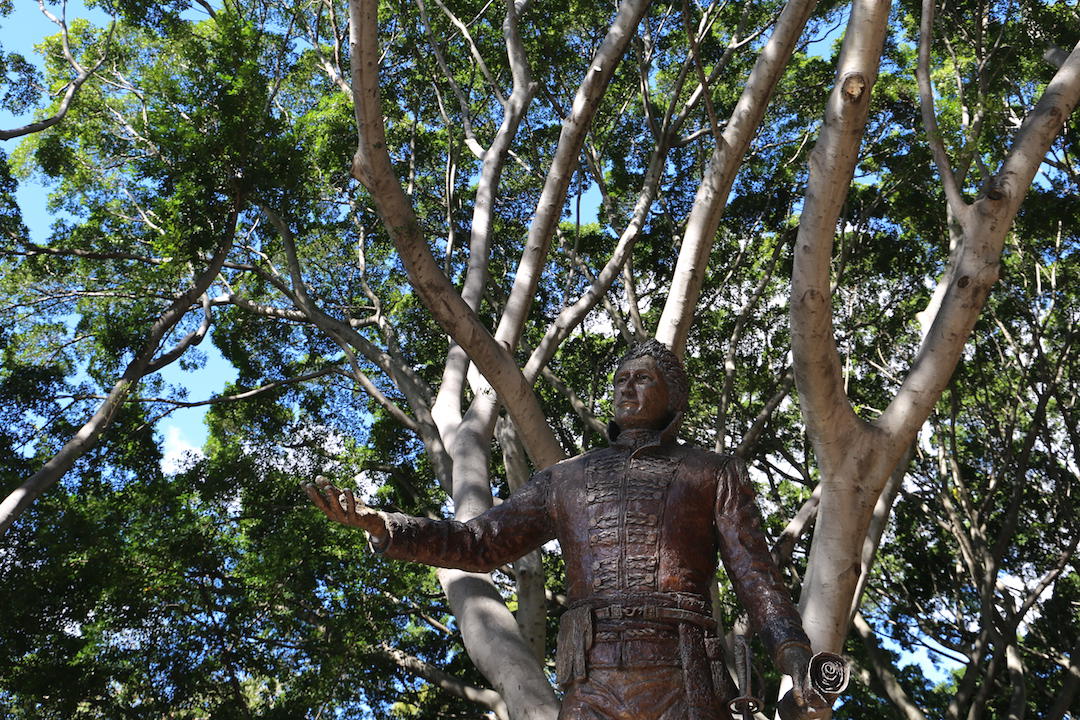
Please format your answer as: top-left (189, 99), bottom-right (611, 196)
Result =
top-left (556, 593), bottom-right (721, 689)
top-left (592, 602), bottom-right (716, 632)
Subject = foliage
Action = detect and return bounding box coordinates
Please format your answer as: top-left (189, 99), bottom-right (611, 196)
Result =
top-left (0, 0), bottom-right (1077, 717)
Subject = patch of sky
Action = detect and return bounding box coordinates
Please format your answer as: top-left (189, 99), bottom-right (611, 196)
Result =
top-left (155, 334), bottom-right (239, 471)
top-left (878, 632), bottom-right (964, 688)
top-left (574, 180), bottom-right (603, 228)
top-left (803, 4), bottom-right (849, 61)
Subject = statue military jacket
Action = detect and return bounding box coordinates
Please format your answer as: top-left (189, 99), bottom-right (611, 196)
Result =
top-left (375, 420), bottom-right (810, 670)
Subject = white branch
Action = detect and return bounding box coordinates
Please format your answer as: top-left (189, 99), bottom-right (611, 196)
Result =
top-left (655, 0), bottom-right (820, 356)
top-left (349, 0), bottom-right (563, 470)
top-left (0, 228), bottom-right (234, 534)
top-left (915, 0), bottom-right (969, 222)
top-left (877, 40), bottom-right (1080, 442)
top-left (0, 6), bottom-right (113, 140)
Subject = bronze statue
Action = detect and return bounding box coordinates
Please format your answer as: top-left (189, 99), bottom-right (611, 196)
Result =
top-left (305, 340), bottom-right (834, 720)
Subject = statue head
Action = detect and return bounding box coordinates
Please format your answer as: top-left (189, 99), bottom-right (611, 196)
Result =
top-left (612, 340), bottom-right (688, 431)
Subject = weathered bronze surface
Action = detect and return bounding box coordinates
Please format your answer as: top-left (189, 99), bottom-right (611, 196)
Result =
top-left (306, 340), bottom-right (833, 720)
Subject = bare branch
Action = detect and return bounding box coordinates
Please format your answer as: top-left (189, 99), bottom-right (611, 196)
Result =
top-left (916, 0), bottom-right (969, 221)
top-left (878, 40), bottom-right (1080, 443)
top-left (374, 643), bottom-right (508, 719)
top-left (790, 0), bottom-right (894, 655)
top-left (540, 366), bottom-right (606, 437)
top-left (0, 5), bottom-right (114, 140)
top-left (349, 0), bottom-right (563, 469)
top-left (656, 0), bottom-right (820, 356)
top-left (735, 367), bottom-right (794, 458)
top-left (853, 613), bottom-right (930, 720)
top-left (145, 291), bottom-right (214, 373)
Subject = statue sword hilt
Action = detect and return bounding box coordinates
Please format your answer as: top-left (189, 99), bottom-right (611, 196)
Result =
top-left (728, 635), bottom-right (850, 720)
top-left (728, 635), bottom-right (762, 720)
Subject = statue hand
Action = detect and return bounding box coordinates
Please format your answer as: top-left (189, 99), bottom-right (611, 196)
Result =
top-left (778, 645), bottom-right (830, 720)
top-left (302, 476), bottom-right (388, 542)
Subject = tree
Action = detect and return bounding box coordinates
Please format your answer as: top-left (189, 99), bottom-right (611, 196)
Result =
top-left (1, 0), bottom-right (1077, 717)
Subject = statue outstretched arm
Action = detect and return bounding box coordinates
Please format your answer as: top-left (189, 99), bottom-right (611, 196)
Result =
top-left (304, 470), bottom-right (557, 573)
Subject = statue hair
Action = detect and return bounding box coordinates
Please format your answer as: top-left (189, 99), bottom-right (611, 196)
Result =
top-left (617, 339), bottom-right (689, 415)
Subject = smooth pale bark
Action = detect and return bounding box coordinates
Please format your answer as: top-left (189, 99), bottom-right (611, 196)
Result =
top-left (490, 0), bottom-right (654, 355)
top-left (715, 238), bottom-right (786, 450)
top-left (436, 567), bottom-right (556, 720)
top-left (351, 0), bottom-right (654, 470)
top-left (348, 0), bottom-right (562, 470)
top-left (276, 192), bottom-right (548, 707)
top-left (439, 389), bottom-right (561, 720)
top-left (348, 2), bottom-right (659, 713)
top-left (735, 368), bottom-right (794, 457)
top-left (655, 0), bottom-right (820, 357)
top-left (0, 233), bottom-right (234, 534)
top-left (1004, 642), bottom-right (1027, 720)
top-left (523, 143), bottom-right (669, 384)
top-left (789, 0), bottom-right (894, 652)
top-left (792, 12), bottom-right (1080, 658)
top-left (846, 442), bottom-right (913, 623)
top-left (432, 0), bottom-right (537, 452)
top-left (0, 70), bottom-right (96, 139)
top-left (876, 41), bottom-right (1080, 442)
top-left (771, 483), bottom-right (819, 568)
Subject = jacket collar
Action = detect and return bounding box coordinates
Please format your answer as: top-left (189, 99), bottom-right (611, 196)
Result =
top-left (607, 411), bottom-right (683, 454)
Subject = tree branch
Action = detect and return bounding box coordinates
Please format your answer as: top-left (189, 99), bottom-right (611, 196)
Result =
top-left (348, 0), bottom-right (563, 470)
top-left (915, 0), bottom-right (969, 222)
top-left (374, 643), bottom-right (509, 720)
top-left (0, 4), bottom-right (114, 140)
top-left (878, 40), bottom-right (1080, 443)
top-left (656, 0), bottom-right (820, 356)
top-left (853, 612), bottom-right (930, 720)
top-left (0, 225), bottom-right (235, 534)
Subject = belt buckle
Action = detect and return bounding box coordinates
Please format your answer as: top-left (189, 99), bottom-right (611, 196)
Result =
top-left (610, 604), bottom-right (623, 619)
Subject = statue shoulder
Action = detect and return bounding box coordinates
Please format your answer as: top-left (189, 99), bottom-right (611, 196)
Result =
top-left (675, 443), bottom-right (737, 468)
top-left (675, 446), bottom-right (747, 486)
top-left (539, 448), bottom-right (596, 478)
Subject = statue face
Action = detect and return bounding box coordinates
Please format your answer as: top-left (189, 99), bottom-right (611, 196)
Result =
top-left (613, 355), bottom-right (671, 431)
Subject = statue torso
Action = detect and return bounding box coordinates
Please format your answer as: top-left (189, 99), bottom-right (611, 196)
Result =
top-left (547, 439), bottom-right (725, 605)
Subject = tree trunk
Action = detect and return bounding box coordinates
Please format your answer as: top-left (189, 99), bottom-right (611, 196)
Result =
top-left (792, 13), bottom-right (1080, 658)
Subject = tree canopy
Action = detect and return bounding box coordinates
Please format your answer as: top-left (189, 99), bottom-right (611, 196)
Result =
top-left (0, 0), bottom-right (1077, 718)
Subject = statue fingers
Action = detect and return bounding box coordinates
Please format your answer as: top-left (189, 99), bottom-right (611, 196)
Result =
top-left (302, 479), bottom-right (335, 514)
top-left (307, 476), bottom-right (351, 522)
top-left (304, 478), bottom-right (385, 537)
top-left (342, 488), bottom-right (365, 521)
